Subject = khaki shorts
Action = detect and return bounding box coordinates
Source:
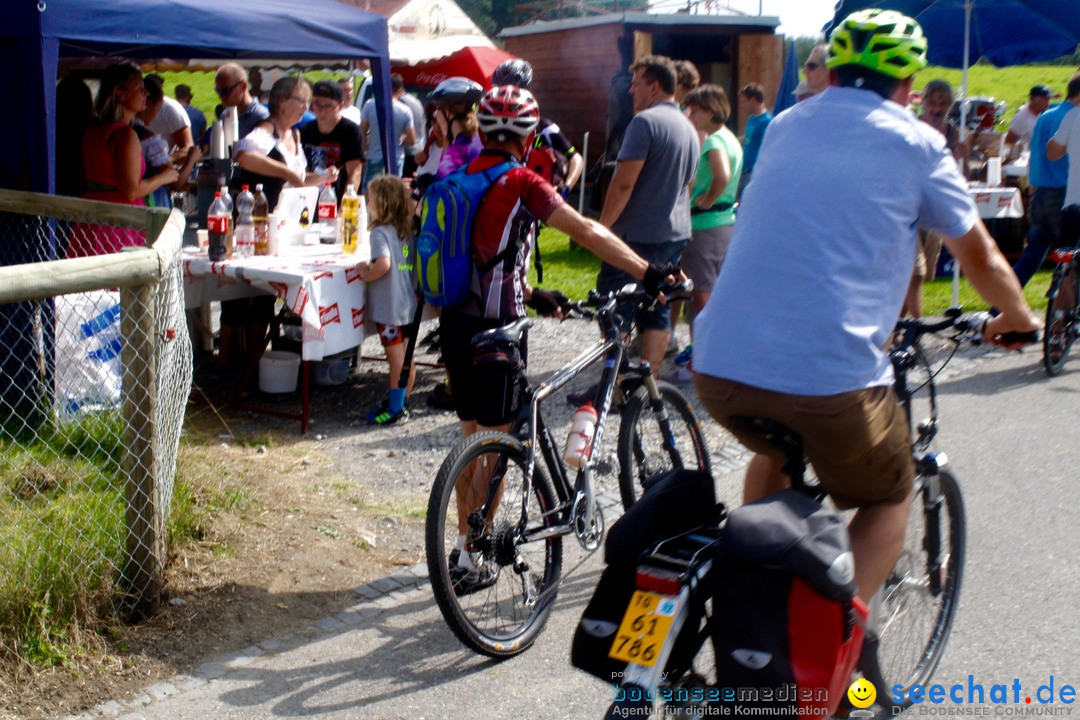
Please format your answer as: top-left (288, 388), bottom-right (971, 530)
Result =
top-left (914, 229), bottom-right (944, 281)
top-left (693, 375), bottom-right (914, 509)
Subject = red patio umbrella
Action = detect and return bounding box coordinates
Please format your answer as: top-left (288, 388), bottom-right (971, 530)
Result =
top-left (394, 45), bottom-right (516, 88)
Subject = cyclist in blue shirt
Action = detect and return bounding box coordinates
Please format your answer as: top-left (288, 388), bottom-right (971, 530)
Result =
top-left (692, 10), bottom-right (1040, 603)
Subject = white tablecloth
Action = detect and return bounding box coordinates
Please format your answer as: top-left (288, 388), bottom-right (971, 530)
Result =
top-left (969, 186), bottom-right (1024, 220)
top-left (183, 249), bottom-right (366, 361)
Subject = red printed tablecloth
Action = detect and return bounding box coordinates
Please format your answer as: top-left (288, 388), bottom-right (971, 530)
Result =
top-left (969, 186), bottom-right (1024, 220)
top-left (183, 250), bottom-right (365, 361)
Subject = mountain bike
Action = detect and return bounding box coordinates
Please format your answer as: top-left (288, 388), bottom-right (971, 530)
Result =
top-left (425, 284), bottom-right (712, 658)
top-left (1043, 246), bottom-right (1079, 376)
top-left (595, 309), bottom-right (1035, 719)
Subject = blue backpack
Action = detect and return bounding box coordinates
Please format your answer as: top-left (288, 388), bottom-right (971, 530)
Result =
top-left (415, 159), bottom-right (517, 307)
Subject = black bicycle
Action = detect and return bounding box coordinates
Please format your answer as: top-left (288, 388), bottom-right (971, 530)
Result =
top-left (1043, 246), bottom-right (1079, 375)
top-left (596, 309), bottom-right (1018, 719)
top-left (425, 285), bottom-right (711, 658)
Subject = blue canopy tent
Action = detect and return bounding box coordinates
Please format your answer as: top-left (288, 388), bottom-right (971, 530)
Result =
top-left (3, 0), bottom-right (396, 195)
top-left (0, 0), bottom-right (395, 428)
top-left (773, 39), bottom-right (800, 117)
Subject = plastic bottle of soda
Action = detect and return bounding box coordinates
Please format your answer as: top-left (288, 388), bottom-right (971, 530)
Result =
top-left (317, 181), bottom-right (338, 244)
top-left (341, 184), bottom-right (359, 254)
top-left (234, 185), bottom-right (256, 258)
top-left (252, 184), bottom-right (270, 256)
top-left (207, 191), bottom-right (230, 262)
top-left (218, 183), bottom-right (234, 257)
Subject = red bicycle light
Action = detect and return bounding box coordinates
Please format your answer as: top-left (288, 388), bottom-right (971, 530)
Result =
top-left (635, 567), bottom-right (682, 596)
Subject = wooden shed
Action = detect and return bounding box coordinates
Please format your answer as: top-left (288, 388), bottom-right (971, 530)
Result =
top-left (501, 12), bottom-right (783, 161)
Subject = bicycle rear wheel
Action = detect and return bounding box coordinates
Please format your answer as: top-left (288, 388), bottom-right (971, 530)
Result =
top-left (1044, 263), bottom-right (1078, 376)
top-left (616, 381), bottom-right (711, 510)
top-left (425, 431), bottom-right (563, 658)
top-left (870, 469), bottom-right (965, 709)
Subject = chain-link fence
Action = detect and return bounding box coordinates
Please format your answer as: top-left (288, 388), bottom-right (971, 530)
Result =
top-left (0, 190), bottom-right (191, 632)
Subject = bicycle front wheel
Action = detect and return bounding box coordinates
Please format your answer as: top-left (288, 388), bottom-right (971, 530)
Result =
top-left (425, 431), bottom-right (563, 658)
top-left (1044, 263), bottom-right (1078, 376)
top-left (873, 469), bottom-right (965, 704)
top-left (616, 381), bottom-right (711, 510)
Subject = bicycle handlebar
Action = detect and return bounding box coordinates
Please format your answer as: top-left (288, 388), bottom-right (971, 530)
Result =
top-left (893, 308), bottom-right (1040, 349)
top-left (565, 280), bottom-right (695, 320)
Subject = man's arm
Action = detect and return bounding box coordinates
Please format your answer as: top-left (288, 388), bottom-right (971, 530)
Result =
top-left (1047, 138), bottom-right (1067, 162)
top-left (598, 159), bottom-right (644, 228)
top-left (169, 126), bottom-right (194, 152)
top-left (345, 158), bottom-right (364, 188)
top-left (359, 118), bottom-right (371, 153)
top-left (944, 220), bottom-right (1041, 337)
top-left (1048, 108), bottom-right (1074, 161)
top-left (565, 153), bottom-right (584, 191)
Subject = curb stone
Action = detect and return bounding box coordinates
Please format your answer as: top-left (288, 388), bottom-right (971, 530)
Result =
top-left (78, 561), bottom-right (433, 719)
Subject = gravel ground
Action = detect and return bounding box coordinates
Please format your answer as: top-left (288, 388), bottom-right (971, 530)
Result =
top-left (253, 312), bottom-right (992, 515)
top-left (315, 314), bottom-right (746, 510)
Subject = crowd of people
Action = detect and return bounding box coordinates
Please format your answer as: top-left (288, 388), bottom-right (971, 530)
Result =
top-left (58, 12), bottom-right (1067, 598)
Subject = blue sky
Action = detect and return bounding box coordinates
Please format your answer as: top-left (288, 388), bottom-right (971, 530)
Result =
top-left (723, 0), bottom-right (840, 38)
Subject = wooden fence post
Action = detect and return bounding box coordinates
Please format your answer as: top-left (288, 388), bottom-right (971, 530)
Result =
top-left (119, 270), bottom-right (161, 619)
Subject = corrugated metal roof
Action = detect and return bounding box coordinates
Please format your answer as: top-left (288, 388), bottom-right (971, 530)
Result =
top-left (500, 11), bottom-right (779, 38)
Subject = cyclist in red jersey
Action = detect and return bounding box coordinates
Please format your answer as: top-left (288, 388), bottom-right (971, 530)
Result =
top-left (442, 86), bottom-right (679, 584)
top-left (440, 86), bottom-right (679, 439)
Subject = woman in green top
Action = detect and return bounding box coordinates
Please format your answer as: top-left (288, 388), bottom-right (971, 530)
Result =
top-left (671, 84), bottom-right (742, 377)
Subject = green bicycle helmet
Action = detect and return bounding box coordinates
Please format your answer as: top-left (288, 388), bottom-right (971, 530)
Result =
top-left (827, 9), bottom-right (928, 80)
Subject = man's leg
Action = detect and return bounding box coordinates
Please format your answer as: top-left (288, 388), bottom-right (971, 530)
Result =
top-left (640, 328), bottom-right (670, 378)
top-left (848, 499), bottom-right (909, 602)
top-left (1013, 188), bottom-right (1063, 288)
top-left (742, 454), bottom-right (789, 504)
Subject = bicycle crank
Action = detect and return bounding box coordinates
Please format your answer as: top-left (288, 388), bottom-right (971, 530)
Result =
top-left (572, 493), bottom-right (604, 550)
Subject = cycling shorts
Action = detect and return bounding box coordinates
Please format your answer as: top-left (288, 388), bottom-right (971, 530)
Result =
top-left (693, 375), bottom-right (914, 509)
top-left (440, 307), bottom-right (527, 426)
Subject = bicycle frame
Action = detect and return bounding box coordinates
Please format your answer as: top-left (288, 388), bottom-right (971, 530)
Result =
top-left (471, 296), bottom-right (661, 550)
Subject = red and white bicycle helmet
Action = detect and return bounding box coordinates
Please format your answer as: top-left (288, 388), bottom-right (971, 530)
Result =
top-left (477, 85), bottom-right (540, 141)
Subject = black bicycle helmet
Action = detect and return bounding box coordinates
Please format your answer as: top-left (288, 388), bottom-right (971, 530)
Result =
top-left (429, 76), bottom-right (484, 107)
top-left (491, 59), bottom-right (533, 89)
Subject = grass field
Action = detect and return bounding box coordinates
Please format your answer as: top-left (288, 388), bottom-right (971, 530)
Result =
top-left (154, 70), bottom-right (355, 124)
top-left (533, 226), bottom-right (1054, 318)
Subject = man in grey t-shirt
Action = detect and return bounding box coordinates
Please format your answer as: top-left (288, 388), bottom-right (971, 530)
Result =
top-left (360, 73), bottom-right (417, 187)
top-left (599, 54), bottom-right (699, 374)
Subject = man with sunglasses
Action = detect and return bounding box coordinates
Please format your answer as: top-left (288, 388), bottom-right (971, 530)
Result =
top-left (215, 63), bottom-right (269, 140)
top-left (301, 80), bottom-right (365, 200)
top-left (798, 44), bottom-right (831, 101)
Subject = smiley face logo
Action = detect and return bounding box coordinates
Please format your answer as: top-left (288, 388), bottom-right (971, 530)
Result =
top-left (848, 678), bottom-right (876, 708)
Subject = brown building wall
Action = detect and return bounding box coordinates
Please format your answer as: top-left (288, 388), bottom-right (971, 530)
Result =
top-left (736, 34), bottom-right (784, 135)
top-left (504, 23), bottom-right (625, 156)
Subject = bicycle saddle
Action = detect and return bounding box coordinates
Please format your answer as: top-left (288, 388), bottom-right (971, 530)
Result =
top-left (471, 317), bottom-right (533, 348)
top-left (729, 416), bottom-right (803, 465)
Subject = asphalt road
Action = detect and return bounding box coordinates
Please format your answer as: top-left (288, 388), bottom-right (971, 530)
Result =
top-left (88, 349), bottom-right (1080, 720)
